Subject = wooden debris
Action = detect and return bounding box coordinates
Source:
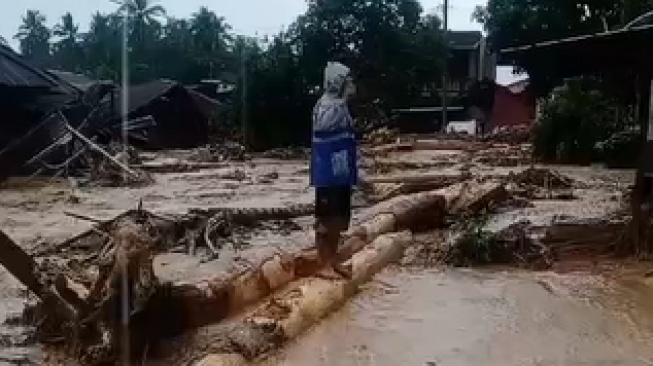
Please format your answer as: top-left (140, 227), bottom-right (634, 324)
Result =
top-left (192, 232), bottom-right (412, 366)
top-left (369, 142), bottom-right (414, 155)
top-left (542, 219), bottom-right (625, 260)
top-left (412, 139), bottom-right (487, 152)
top-left (64, 123), bottom-right (140, 179)
top-left (440, 180), bottom-right (508, 215)
top-left (164, 191), bottom-right (446, 331)
top-left (0, 230), bottom-right (76, 324)
top-left (1, 176), bottom-right (505, 365)
top-left (510, 167), bottom-right (575, 190)
top-left (370, 176), bottom-right (468, 201)
top-left (133, 161), bottom-right (230, 174)
top-left (447, 220), bottom-right (553, 270)
top-left (363, 173), bottom-right (469, 185)
top-left (64, 211), bottom-right (105, 224)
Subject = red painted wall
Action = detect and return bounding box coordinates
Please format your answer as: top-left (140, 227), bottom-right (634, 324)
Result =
top-left (491, 84), bottom-right (536, 128)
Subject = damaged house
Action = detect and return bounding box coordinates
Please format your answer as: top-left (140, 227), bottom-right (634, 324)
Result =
top-left (0, 45), bottom-right (220, 182)
top-left (0, 45), bottom-right (81, 180)
top-left (103, 80), bottom-right (217, 149)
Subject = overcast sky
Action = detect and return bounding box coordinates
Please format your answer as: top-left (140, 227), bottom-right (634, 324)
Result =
top-left (2, 0), bottom-right (484, 49)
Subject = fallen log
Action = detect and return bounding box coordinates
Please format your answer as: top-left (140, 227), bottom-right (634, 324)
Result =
top-left (166, 192), bottom-right (446, 331)
top-left (191, 231), bottom-right (412, 366)
top-left (0, 230), bottom-right (77, 323)
top-left (165, 180), bottom-right (506, 336)
top-left (6, 177), bottom-right (506, 364)
top-left (363, 173), bottom-right (469, 185)
top-left (436, 179), bottom-right (509, 215)
top-left (371, 176), bottom-right (468, 201)
top-left (369, 142), bottom-right (415, 155)
top-left (133, 161), bottom-right (229, 174)
top-left (368, 139), bottom-right (489, 155)
top-left (413, 139), bottom-right (487, 152)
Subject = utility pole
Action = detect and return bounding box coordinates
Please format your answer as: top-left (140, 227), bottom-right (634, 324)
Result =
top-left (240, 45), bottom-right (250, 148)
top-left (441, 0), bottom-right (449, 132)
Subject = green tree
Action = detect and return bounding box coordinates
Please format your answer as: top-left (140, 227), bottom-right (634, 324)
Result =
top-left (52, 13), bottom-right (81, 71)
top-left (111, 0), bottom-right (166, 45)
top-left (82, 12), bottom-right (123, 80)
top-left (15, 10), bottom-right (51, 64)
top-left (190, 7), bottom-right (232, 79)
top-left (474, 0), bottom-right (653, 50)
top-left (151, 18), bottom-right (194, 81)
top-left (290, 0), bottom-right (442, 109)
top-left (534, 77), bottom-right (633, 163)
top-left (111, 0), bottom-right (166, 81)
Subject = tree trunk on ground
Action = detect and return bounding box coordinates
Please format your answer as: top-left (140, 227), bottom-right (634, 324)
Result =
top-left (191, 231), bottom-right (413, 366)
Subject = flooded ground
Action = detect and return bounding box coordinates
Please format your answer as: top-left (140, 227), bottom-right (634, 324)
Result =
top-left (264, 268), bottom-right (653, 366)
top-left (0, 142), bottom-right (649, 365)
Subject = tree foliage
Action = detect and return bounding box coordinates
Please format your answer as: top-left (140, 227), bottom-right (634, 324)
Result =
top-left (8, 0), bottom-right (446, 148)
top-left (15, 10), bottom-right (51, 65)
top-left (534, 78), bottom-right (637, 164)
top-left (474, 0), bottom-right (651, 165)
top-left (52, 13), bottom-right (82, 71)
top-left (474, 0), bottom-right (653, 50)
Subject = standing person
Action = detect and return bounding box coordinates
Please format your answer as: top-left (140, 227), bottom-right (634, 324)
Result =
top-left (310, 61), bottom-right (357, 278)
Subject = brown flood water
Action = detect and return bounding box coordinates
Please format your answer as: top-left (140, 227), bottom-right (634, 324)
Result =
top-left (262, 268), bottom-right (653, 366)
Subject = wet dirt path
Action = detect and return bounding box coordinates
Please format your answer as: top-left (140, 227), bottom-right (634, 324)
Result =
top-left (263, 268), bottom-right (653, 366)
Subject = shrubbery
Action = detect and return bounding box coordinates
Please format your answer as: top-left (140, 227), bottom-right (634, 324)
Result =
top-left (534, 78), bottom-right (640, 166)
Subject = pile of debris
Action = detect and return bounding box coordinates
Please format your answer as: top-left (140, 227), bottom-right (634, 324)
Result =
top-left (510, 167), bottom-right (574, 189)
top-left (0, 46), bottom-right (221, 184)
top-left (365, 127), bottom-right (400, 146)
top-left (541, 217), bottom-right (626, 264)
top-left (189, 141), bottom-right (250, 163)
top-left (482, 124), bottom-right (533, 144)
top-left (507, 167), bottom-right (576, 200)
top-left (88, 143), bottom-right (154, 187)
top-left (474, 144), bottom-right (532, 167)
top-left (260, 147), bottom-right (309, 160)
top-left (446, 219), bottom-right (553, 270)
top-left (0, 201), bottom-right (315, 364)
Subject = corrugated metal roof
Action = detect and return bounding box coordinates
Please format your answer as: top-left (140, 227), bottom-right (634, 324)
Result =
top-left (110, 80), bottom-right (177, 115)
top-left (500, 24), bottom-right (653, 80)
top-left (48, 69), bottom-right (95, 91)
top-left (0, 46), bottom-right (62, 89)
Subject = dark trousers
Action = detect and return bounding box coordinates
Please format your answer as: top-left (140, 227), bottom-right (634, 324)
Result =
top-left (315, 186), bottom-right (352, 262)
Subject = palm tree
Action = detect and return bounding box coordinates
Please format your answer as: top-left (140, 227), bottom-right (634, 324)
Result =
top-left (14, 10), bottom-right (51, 63)
top-left (53, 13), bottom-right (80, 70)
top-left (112, 0), bottom-right (166, 22)
top-left (54, 13), bottom-right (79, 42)
top-left (111, 0), bottom-right (166, 47)
top-left (83, 12), bottom-right (123, 79)
top-left (190, 7), bottom-right (232, 77)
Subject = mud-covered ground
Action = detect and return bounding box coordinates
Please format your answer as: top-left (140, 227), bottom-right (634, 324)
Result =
top-left (0, 140), bottom-right (648, 365)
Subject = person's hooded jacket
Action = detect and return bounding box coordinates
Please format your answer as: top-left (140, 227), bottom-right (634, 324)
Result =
top-left (310, 62), bottom-right (358, 187)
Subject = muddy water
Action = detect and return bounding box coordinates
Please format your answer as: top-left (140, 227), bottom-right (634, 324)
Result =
top-left (263, 268), bottom-right (653, 366)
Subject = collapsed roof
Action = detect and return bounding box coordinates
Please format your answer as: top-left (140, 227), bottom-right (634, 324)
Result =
top-left (101, 80), bottom-right (220, 149)
top-left (0, 45), bottom-right (221, 181)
